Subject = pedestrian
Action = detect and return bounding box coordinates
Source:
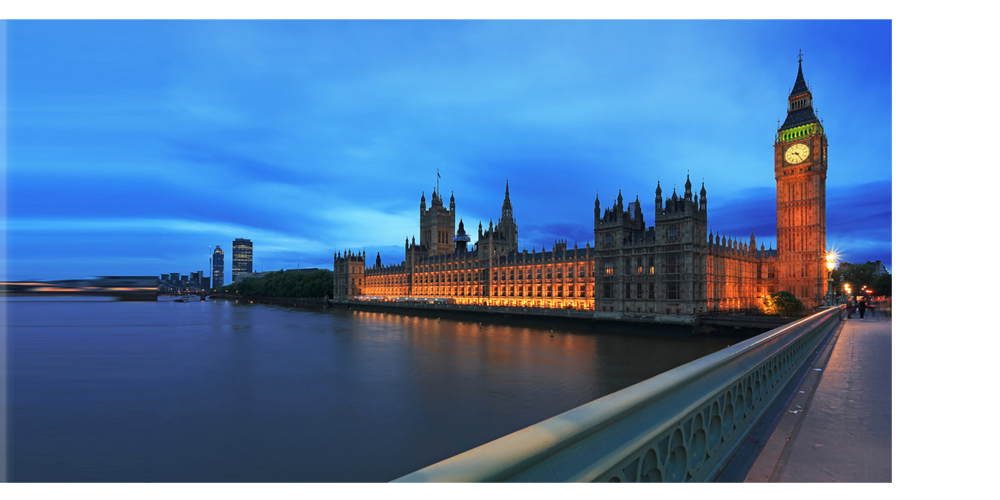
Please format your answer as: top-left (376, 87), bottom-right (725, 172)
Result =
top-left (847, 297), bottom-right (857, 318)
top-left (858, 297), bottom-right (868, 320)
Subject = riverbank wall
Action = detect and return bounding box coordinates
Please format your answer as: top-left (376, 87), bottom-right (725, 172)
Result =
top-left (206, 293), bottom-right (792, 338)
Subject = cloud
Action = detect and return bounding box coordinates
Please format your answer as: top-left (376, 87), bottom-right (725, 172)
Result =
top-left (7, 21), bottom-right (892, 279)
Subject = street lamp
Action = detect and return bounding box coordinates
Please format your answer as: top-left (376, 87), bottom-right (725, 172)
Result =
top-left (825, 252), bottom-right (837, 307)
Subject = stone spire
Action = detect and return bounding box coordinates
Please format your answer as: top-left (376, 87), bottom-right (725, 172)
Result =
top-left (780, 51), bottom-right (820, 131)
top-left (501, 179), bottom-right (514, 221)
top-left (791, 50), bottom-right (809, 98)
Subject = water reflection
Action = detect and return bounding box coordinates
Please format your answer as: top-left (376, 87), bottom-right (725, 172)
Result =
top-left (7, 298), bottom-right (737, 482)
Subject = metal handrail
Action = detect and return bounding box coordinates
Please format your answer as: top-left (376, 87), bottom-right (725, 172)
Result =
top-left (394, 305), bottom-right (844, 482)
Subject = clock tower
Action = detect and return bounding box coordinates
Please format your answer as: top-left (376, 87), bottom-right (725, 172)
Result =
top-left (775, 53), bottom-right (827, 308)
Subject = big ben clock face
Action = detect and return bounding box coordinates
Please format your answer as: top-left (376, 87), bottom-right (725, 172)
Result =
top-left (784, 143), bottom-right (810, 164)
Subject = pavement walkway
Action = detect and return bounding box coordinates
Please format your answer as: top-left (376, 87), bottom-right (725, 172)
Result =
top-left (746, 312), bottom-right (892, 482)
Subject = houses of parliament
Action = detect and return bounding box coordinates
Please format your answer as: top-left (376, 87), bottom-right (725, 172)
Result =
top-left (333, 58), bottom-right (828, 319)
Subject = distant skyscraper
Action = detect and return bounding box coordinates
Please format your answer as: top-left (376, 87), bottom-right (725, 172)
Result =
top-left (232, 238), bottom-right (253, 282)
top-left (212, 246), bottom-right (225, 288)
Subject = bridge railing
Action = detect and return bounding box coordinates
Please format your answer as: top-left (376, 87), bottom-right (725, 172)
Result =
top-left (394, 305), bottom-right (844, 482)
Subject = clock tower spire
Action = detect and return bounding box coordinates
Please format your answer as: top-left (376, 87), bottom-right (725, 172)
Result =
top-left (774, 53), bottom-right (828, 309)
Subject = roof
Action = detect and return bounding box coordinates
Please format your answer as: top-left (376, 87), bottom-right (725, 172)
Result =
top-left (779, 107), bottom-right (820, 131)
top-left (789, 60), bottom-right (810, 97)
top-left (779, 60), bottom-right (820, 132)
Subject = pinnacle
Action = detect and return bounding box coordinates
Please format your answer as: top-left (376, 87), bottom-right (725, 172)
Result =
top-left (790, 54), bottom-right (810, 97)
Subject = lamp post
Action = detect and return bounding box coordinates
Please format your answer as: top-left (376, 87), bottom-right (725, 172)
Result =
top-left (825, 252), bottom-right (836, 307)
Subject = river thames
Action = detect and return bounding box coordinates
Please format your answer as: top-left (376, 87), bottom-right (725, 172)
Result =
top-left (6, 296), bottom-right (741, 482)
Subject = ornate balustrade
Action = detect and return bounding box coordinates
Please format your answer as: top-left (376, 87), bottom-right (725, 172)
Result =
top-left (394, 305), bottom-right (843, 482)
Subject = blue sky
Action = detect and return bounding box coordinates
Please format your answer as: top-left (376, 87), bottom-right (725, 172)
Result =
top-left (5, 20), bottom-right (891, 282)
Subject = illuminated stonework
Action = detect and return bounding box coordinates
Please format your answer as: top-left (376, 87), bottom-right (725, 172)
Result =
top-left (774, 56), bottom-right (828, 309)
top-left (333, 59), bottom-right (827, 315)
top-left (336, 185), bottom-right (595, 311)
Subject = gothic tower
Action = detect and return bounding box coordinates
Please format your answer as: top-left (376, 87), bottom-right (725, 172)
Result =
top-left (495, 180), bottom-right (518, 254)
top-left (774, 53), bottom-right (827, 308)
top-left (419, 188), bottom-right (456, 256)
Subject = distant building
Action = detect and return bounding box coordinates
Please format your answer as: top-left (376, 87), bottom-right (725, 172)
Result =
top-left (170, 272), bottom-right (180, 282)
top-left (838, 260), bottom-right (889, 275)
top-left (232, 238), bottom-right (253, 283)
top-left (212, 246), bottom-right (225, 288)
top-left (872, 260), bottom-right (888, 275)
top-left (188, 271), bottom-right (206, 290)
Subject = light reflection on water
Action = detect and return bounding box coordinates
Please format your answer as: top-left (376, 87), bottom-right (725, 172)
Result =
top-left (7, 297), bottom-right (738, 482)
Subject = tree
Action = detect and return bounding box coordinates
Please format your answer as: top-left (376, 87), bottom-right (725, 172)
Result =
top-left (759, 291), bottom-right (805, 316)
top-left (839, 263), bottom-right (877, 296)
top-left (230, 270), bottom-right (335, 299)
top-left (872, 272), bottom-right (892, 297)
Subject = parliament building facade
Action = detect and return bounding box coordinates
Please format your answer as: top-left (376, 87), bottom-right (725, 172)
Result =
top-left (333, 59), bottom-right (828, 319)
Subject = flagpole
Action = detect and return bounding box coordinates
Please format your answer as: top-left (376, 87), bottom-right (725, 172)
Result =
top-left (437, 168), bottom-right (440, 196)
